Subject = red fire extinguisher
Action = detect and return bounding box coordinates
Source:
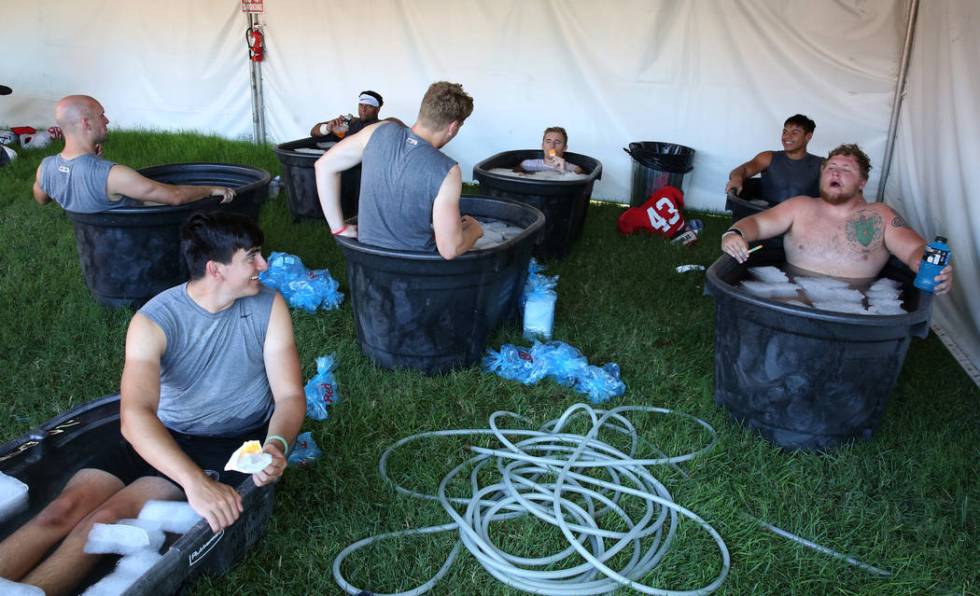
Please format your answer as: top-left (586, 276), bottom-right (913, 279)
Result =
top-left (246, 25), bottom-right (264, 62)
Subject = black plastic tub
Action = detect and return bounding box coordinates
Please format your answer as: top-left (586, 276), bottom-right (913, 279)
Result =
top-left (472, 150), bottom-right (601, 261)
top-left (64, 163), bottom-right (270, 308)
top-left (725, 178), bottom-right (766, 222)
top-left (0, 395), bottom-right (275, 595)
top-left (273, 137), bottom-right (360, 221)
top-left (704, 253), bottom-right (932, 451)
top-left (336, 196), bottom-right (545, 374)
top-left (724, 179), bottom-right (784, 257)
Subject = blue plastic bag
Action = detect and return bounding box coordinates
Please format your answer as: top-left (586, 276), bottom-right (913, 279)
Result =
top-left (303, 354), bottom-right (340, 420)
top-left (522, 258), bottom-right (559, 307)
top-left (259, 251), bottom-right (343, 313)
top-left (482, 344), bottom-right (542, 384)
top-left (483, 341), bottom-right (626, 404)
top-left (287, 431), bottom-right (322, 466)
top-left (573, 362), bottom-right (626, 404)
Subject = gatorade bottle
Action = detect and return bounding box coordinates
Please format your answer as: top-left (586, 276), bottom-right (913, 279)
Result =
top-left (913, 236), bottom-right (951, 293)
top-left (334, 114), bottom-right (353, 139)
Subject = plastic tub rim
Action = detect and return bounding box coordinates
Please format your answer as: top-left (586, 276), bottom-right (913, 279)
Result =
top-left (273, 136), bottom-right (330, 160)
top-left (473, 149), bottom-right (602, 186)
top-left (705, 254), bottom-right (932, 329)
top-left (335, 196), bottom-right (545, 261)
top-left (64, 162), bottom-right (271, 218)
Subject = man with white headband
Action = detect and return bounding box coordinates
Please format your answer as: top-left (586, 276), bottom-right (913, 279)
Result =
top-left (310, 90), bottom-right (385, 141)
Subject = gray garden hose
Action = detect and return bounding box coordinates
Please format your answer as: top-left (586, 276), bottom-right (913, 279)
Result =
top-left (333, 404), bottom-right (730, 595)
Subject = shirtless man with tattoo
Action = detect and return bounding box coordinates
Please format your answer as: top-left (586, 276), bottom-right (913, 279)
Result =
top-left (721, 144), bottom-right (954, 294)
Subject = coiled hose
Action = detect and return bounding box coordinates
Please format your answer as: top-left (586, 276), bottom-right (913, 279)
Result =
top-left (333, 404), bottom-right (730, 595)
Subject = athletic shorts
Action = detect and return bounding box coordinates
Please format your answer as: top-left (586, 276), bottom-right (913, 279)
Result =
top-left (88, 422), bottom-right (270, 488)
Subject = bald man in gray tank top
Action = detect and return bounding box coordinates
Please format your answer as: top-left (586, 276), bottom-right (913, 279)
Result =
top-left (33, 95), bottom-right (236, 213)
top-left (314, 81), bottom-right (483, 259)
top-left (0, 213), bottom-right (305, 595)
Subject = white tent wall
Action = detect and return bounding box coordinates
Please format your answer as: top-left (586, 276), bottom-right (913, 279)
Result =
top-left (259, 0), bottom-right (906, 209)
top-left (3, 0), bottom-right (905, 209)
top-left (0, 2), bottom-right (252, 138)
top-left (886, 0), bottom-right (980, 381)
top-left (3, 1), bottom-right (975, 375)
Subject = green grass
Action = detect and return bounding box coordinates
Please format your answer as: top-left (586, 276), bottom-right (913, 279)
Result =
top-left (1, 131), bottom-right (977, 595)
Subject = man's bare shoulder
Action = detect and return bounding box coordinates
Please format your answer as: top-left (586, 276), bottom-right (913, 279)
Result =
top-left (856, 200), bottom-right (903, 219)
top-left (775, 195), bottom-right (820, 215)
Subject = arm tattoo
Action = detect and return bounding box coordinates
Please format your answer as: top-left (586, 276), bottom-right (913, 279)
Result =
top-left (891, 213), bottom-right (908, 228)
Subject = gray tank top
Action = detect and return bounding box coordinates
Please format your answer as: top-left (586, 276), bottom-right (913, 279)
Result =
top-left (138, 283), bottom-right (277, 435)
top-left (38, 153), bottom-right (132, 213)
top-left (761, 151), bottom-right (823, 204)
top-left (357, 123), bottom-right (457, 252)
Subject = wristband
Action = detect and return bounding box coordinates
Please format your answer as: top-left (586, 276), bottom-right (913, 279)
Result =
top-left (332, 224), bottom-right (348, 237)
top-left (319, 123), bottom-right (329, 136)
top-left (724, 227), bottom-right (744, 238)
top-left (266, 434), bottom-right (290, 455)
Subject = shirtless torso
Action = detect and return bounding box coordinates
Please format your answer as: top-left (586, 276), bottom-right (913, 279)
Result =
top-left (721, 149), bottom-right (952, 294)
top-left (782, 197), bottom-right (896, 279)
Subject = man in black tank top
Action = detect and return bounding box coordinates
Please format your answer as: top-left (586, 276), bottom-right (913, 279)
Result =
top-left (0, 213), bottom-right (305, 595)
top-left (725, 114), bottom-right (822, 205)
top-left (315, 81), bottom-right (484, 259)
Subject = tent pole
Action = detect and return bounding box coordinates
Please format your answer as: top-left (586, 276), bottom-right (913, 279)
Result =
top-left (248, 13), bottom-right (267, 144)
top-left (877, 0), bottom-right (919, 202)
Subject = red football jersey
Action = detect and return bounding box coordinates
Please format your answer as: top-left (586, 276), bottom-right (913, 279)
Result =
top-left (617, 186), bottom-right (686, 238)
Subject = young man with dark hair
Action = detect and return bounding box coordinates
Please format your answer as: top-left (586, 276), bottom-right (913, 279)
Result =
top-left (0, 212), bottom-right (305, 595)
top-left (725, 113), bottom-right (822, 204)
top-left (310, 90), bottom-right (387, 140)
top-left (33, 95), bottom-right (235, 214)
top-left (315, 81), bottom-right (483, 260)
top-left (721, 144), bottom-right (954, 294)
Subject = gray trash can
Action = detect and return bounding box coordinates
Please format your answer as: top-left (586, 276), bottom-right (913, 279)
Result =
top-left (624, 142), bottom-right (695, 207)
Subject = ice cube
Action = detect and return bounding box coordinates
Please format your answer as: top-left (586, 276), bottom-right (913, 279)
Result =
top-left (802, 286), bottom-right (865, 303)
top-left (870, 277), bottom-right (902, 291)
top-left (866, 286), bottom-right (902, 300)
top-left (138, 500), bottom-right (203, 534)
top-left (0, 471), bottom-right (29, 522)
top-left (0, 577), bottom-right (45, 596)
top-left (473, 231), bottom-right (504, 250)
top-left (867, 299), bottom-right (906, 315)
top-left (117, 518), bottom-right (165, 552)
top-left (811, 300), bottom-right (869, 314)
top-left (739, 280), bottom-right (801, 298)
top-left (524, 293), bottom-right (557, 340)
top-left (115, 549), bottom-right (164, 577)
top-left (794, 276), bottom-right (850, 291)
top-left (748, 266), bottom-right (789, 283)
top-left (84, 523), bottom-right (151, 555)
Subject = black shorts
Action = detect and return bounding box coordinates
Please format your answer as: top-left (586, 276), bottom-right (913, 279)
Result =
top-left (89, 422), bottom-right (270, 488)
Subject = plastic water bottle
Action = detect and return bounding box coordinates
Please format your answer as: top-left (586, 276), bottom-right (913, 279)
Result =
top-left (913, 236), bottom-right (951, 293)
top-left (268, 175), bottom-right (281, 199)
